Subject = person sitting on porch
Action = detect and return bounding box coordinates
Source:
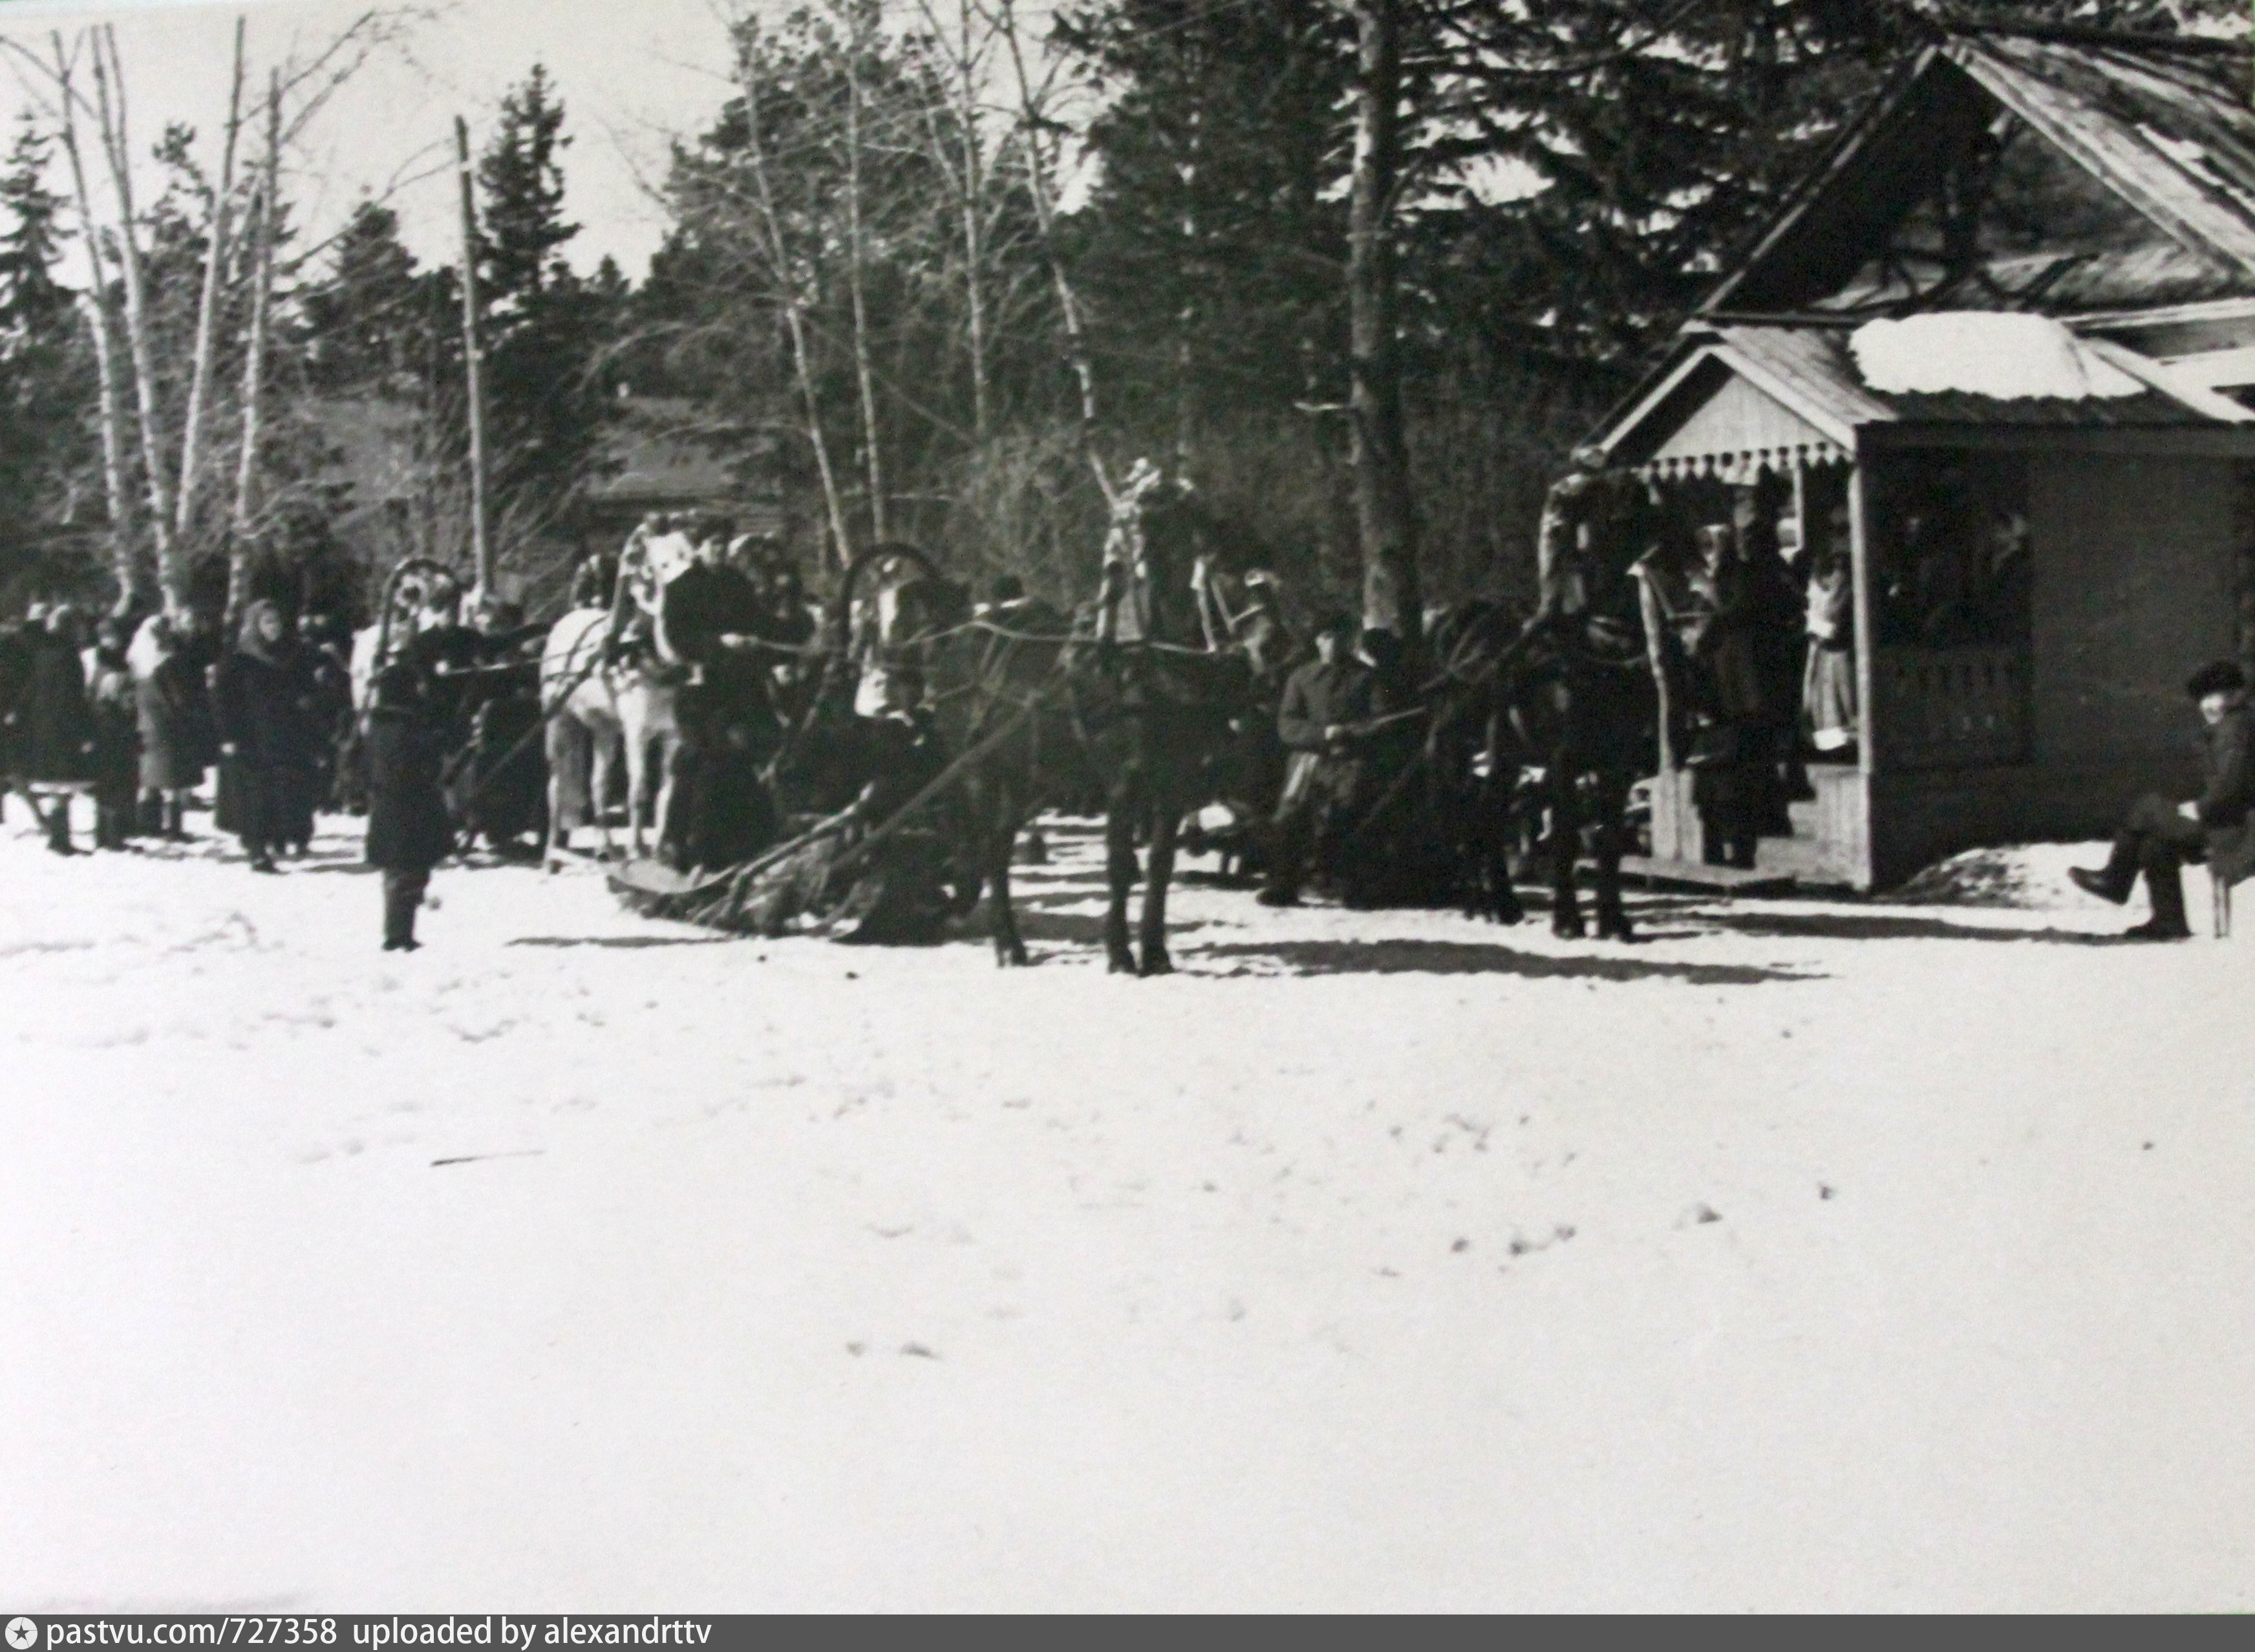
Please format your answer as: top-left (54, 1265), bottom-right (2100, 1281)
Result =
top-left (2069, 660), bottom-right (2254, 941)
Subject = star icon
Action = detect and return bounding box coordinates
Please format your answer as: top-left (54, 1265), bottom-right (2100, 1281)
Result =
top-left (5, 1618), bottom-right (37, 1651)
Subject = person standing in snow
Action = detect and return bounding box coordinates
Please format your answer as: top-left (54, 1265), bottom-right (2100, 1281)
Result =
top-left (132, 608), bottom-right (215, 841)
top-left (86, 618), bottom-right (141, 851)
top-left (1259, 612), bottom-right (1378, 907)
top-left (21, 603), bottom-right (95, 853)
top-left (364, 660), bottom-right (454, 952)
top-left (212, 599), bottom-right (315, 874)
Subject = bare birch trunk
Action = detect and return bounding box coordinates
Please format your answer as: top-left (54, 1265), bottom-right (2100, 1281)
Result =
top-left (227, 72), bottom-right (283, 630)
top-left (1346, 0), bottom-right (1419, 646)
top-left (50, 35), bottom-right (138, 613)
top-left (955, 0), bottom-right (990, 444)
top-left (736, 52), bottom-right (853, 570)
top-left (92, 25), bottom-right (179, 603)
top-left (915, 0), bottom-right (993, 444)
top-left (844, 47), bottom-right (887, 543)
top-left (176, 17), bottom-right (246, 550)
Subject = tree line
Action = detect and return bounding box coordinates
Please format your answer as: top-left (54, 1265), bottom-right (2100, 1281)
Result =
top-left (0, 0), bottom-right (2240, 632)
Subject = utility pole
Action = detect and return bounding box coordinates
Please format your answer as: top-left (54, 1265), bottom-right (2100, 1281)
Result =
top-left (455, 114), bottom-right (492, 603)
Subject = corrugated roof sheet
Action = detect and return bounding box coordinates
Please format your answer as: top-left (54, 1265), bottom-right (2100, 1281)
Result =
top-left (1720, 321), bottom-right (2247, 427)
top-left (1601, 322), bottom-right (2251, 462)
top-left (1947, 34), bottom-right (2255, 275)
top-left (1705, 30), bottom-right (2255, 316)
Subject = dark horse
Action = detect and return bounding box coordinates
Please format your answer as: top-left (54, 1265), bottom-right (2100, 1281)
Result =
top-left (1071, 472), bottom-right (1257, 974)
top-left (778, 470), bottom-right (1259, 974)
top-left (1426, 468), bottom-right (1660, 940)
top-left (765, 539), bottom-right (1080, 965)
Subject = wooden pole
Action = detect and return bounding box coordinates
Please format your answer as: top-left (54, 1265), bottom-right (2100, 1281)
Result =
top-left (1847, 447), bottom-right (1879, 892)
top-left (455, 113), bottom-right (492, 603)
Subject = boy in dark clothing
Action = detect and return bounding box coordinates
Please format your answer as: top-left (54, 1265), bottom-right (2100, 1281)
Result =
top-left (365, 663), bottom-right (455, 952)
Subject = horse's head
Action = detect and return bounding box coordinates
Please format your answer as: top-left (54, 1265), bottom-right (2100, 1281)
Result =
top-left (617, 527), bottom-right (698, 618)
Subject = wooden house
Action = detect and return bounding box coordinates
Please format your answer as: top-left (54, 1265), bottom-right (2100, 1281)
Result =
top-left (1588, 25), bottom-right (2255, 889)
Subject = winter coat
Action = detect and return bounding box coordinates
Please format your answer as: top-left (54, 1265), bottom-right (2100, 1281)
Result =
top-left (133, 619), bottom-right (216, 791)
top-left (86, 652), bottom-right (140, 795)
top-left (0, 624), bottom-right (32, 775)
top-left (364, 704), bottom-right (454, 873)
top-left (1275, 657), bottom-right (1376, 754)
top-left (213, 647), bottom-right (319, 846)
top-left (22, 627), bottom-right (94, 781)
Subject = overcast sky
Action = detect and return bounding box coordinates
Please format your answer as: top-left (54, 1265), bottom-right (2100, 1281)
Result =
top-left (0, 0), bottom-right (757, 279)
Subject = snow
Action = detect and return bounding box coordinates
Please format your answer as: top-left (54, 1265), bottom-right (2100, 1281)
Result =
top-left (4, 802), bottom-right (2254, 1610)
top-left (1849, 312), bottom-right (2148, 400)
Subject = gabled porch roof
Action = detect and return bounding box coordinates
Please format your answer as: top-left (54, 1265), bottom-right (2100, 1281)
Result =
top-left (1597, 321), bottom-right (2255, 478)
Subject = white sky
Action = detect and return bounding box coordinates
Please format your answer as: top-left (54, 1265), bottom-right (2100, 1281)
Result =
top-left (0, 0), bottom-right (754, 279)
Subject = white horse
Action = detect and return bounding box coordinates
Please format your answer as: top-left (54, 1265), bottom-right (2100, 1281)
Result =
top-left (542, 526), bottom-right (694, 868)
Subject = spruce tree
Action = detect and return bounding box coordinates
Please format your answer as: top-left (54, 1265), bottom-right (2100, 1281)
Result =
top-left (475, 66), bottom-right (615, 561)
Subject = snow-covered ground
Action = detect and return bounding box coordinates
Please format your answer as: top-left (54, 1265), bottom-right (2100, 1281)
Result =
top-left (3, 798), bottom-right (2251, 1611)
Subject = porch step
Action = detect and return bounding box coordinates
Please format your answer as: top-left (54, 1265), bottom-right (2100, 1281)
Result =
top-left (1618, 855), bottom-right (1799, 896)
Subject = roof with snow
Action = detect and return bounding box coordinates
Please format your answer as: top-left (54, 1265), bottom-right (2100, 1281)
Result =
top-left (1704, 27), bottom-right (2255, 320)
top-left (1594, 25), bottom-right (2255, 471)
top-left (1601, 317), bottom-right (2255, 478)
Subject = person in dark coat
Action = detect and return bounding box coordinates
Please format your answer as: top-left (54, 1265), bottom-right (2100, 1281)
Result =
top-left (444, 597), bottom-right (548, 855)
top-left (364, 660), bottom-right (454, 951)
top-left (212, 599), bottom-right (315, 873)
top-left (2069, 660), bottom-right (2255, 941)
top-left (299, 610), bottom-right (358, 814)
top-left (656, 519), bottom-right (781, 872)
top-left (86, 618), bottom-right (140, 850)
top-left (1258, 612), bottom-right (1379, 907)
top-left (1636, 521), bottom-right (1780, 870)
top-left (0, 615), bottom-right (30, 825)
top-left (20, 605), bottom-right (94, 853)
top-left (132, 609), bottom-right (215, 839)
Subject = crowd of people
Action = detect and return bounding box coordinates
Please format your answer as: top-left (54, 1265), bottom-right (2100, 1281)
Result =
top-left (0, 598), bottom-right (348, 865)
top-left (12, 475), bottom-right (2221, 950)
top-left (0, 575), bottom-right (553, 949)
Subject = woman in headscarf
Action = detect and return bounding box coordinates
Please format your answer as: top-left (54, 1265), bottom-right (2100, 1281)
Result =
top-left (211, 599), bottom-right (315, 872)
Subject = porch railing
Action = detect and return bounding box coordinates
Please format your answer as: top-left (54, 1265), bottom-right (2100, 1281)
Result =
top-left (1872, 645), bottom-right (2031, 769)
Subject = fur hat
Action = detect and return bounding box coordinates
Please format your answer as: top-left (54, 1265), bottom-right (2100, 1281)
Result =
top-left (2186, 660), bottom-right (2247, 700)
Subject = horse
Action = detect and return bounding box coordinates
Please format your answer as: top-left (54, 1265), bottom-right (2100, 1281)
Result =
top-left (541, 525), bottom-right (694, 868)
top-left (1424, 471), bottom-right (1662, 941)
top-left (757, 464), bottom-right (1274, 972)
top-left (1069, 472), bottom-right (1269, 973)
